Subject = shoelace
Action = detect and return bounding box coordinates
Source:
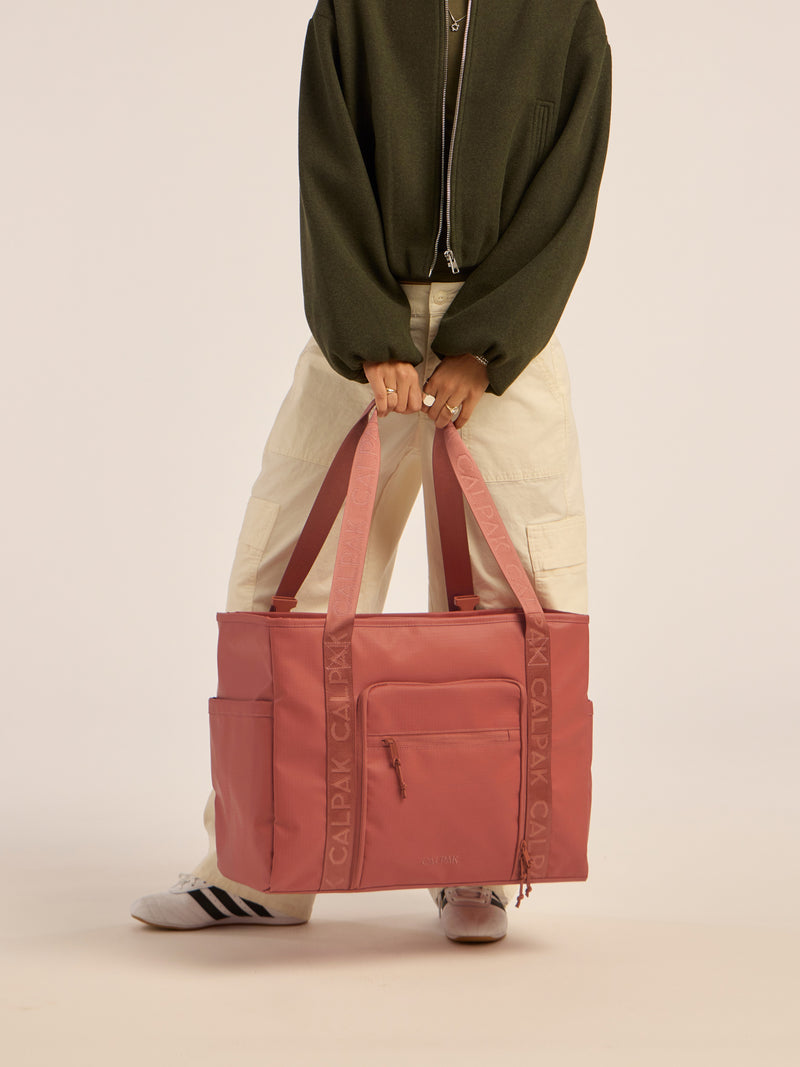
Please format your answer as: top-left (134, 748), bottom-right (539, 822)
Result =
top-left (439, 886), bottom-right (493, 913)
top-left (448, 886), bottom-right (489, 902)
top-left (172, 872), bottom-right (206, 892)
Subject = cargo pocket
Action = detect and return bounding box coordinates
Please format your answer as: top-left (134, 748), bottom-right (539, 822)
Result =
top-left (209, 697), bottom-right (274, 891)
top-left (353, 678), bottom-right (526, 890)
top-left (225, 495), bottom-right (280, 612)
top-left (525, 513), bottom-right (588, 614)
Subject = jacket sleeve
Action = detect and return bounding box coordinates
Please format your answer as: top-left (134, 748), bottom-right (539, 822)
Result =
top-left (430, 8), bottom-right (613, 396)
top-left (298, 8), bottom-right (422, 382)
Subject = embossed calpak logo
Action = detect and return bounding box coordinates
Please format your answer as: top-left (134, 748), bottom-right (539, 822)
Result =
top-left (451, 442), bottom-right (553, 881)
top-left (322, 637), bottom-right (354, 888)
top-left (321, 417), bottom-right (378, 890)
top-left (421, 855), bottom-right (459, 865)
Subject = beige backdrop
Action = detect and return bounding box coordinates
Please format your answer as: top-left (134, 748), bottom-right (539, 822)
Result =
top-left (1, 2), bottom-right (798, 1064)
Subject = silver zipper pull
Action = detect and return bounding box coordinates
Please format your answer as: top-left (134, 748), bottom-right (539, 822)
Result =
top-left (444, 248), bottom-right (460, 274)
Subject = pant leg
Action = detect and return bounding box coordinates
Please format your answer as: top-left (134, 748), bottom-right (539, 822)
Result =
top-left (419, 285), bottom-right (590, 909)
top-left (192, 328), bottom-right (429, 917)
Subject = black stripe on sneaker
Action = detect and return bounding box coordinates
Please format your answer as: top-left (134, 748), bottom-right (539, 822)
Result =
top-left (490, 893), bottom-right (506, 910)
top-left (207, 886), bottom-right (250, 917)
top-left (188, 889), bottom-right (227, 920)
top-left (240, 898), bottom-right (273, 918)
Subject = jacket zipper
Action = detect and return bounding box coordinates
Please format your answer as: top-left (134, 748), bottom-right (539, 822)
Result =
top-left (428, 0), bottom-right (473, 277)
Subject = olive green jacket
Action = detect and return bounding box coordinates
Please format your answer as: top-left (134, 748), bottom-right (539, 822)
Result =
top-left (299, 0), bottom-right (612, 395)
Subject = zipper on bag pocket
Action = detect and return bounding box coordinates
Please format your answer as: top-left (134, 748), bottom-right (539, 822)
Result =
top-left (381, 737), bottom-right (407, 798)
top-left (375, 728), bottom-right (517, 798)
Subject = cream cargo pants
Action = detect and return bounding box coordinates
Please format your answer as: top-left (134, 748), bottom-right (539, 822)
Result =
top-left (192, 280), bottom-right (589, 920)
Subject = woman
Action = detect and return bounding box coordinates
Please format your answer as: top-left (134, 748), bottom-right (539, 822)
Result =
top-left (131, 0), bottom-right (612, 943)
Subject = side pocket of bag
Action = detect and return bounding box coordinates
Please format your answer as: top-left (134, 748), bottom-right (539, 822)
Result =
top-left (209, 697), bottom-right (275, 891)
top-left (548, 687), bottom-right (593, 881)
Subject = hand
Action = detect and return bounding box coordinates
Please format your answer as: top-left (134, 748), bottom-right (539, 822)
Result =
top-left (421, 354), bottom-right (489, 429)
top-left (362, 360), bottom-right (424, 417)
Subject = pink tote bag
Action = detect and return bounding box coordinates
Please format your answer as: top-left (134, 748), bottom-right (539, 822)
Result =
top-left (208, 398), bottom-right (594, 906)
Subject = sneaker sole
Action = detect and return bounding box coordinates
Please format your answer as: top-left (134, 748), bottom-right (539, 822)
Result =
top-left (131, 914), bottom-right (308, 930)
top-left (446, 932), bottom-right (507, 943)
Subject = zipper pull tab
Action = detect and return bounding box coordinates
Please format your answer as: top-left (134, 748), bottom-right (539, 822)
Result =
top-left (382, 737), bottom-right (407, 798)
top-left (515, 839), bottom-right (533, 908)
top-left (444, 248), bottom-right (460, 274)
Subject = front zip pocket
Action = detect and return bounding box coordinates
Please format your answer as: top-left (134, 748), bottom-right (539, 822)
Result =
top-left (352, 678), bottom-right (526, 890)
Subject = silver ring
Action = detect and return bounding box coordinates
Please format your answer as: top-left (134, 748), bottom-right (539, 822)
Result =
top-left (385, 387), bottom-right (396, 394)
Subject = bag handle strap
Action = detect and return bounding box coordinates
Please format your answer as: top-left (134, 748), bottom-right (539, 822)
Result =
top-left (317, 399), bottom-right (552, 896)
top-left (269, 401), bottom-right (377, 612)
top-left (270, 398), bottom-right (483, 612)
top-left (430, 414), bottom-right (475, 610)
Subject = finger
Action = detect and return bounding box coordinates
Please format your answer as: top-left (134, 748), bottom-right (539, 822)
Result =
top-left (407, 377), bottom-right (423, 412)
top-left (374, 379), bottom-right (396, 418)
top-left (420, 369), bottom-right (451, 424)
top-left (421, 377), bottom-right (439, 417)
top-left (426, 389), bottom-right (449, 424)
top-left (385, 382), bottom-right (399, 412)
top-left (394, 377), bottom-right (412, 413)
top-left (426, 389), bottom-right (456, 428)
top-left (373, 382), bottom-right (389, 417)
top-left (452, 395), bottom-right (476, 430)
top-left (434, 396), bottom-right (465, 430)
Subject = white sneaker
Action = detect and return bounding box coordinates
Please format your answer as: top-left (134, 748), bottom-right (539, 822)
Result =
top-left (435, 886), bottom-right (508, 943)
top-left (130, 873), bottom-right (308, 929)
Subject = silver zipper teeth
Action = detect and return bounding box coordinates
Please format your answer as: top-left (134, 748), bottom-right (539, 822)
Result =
top-left (442, 0), bottom-right (472, 274)
top-left (427, 2), bottom-right (450, 278)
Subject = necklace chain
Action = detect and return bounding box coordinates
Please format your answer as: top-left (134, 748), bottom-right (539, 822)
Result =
top-left (446, 5), bottom-right (466, 31)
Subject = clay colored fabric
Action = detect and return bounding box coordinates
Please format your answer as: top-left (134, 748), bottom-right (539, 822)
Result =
top-left (208, 402), bottom-right (593, 905)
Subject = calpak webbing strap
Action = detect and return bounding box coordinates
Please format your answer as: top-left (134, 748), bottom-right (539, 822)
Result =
top-left (431, 416), bottom-right (476, 609)
top-left (437, 427), bottom-right (553, 889)
top-left (320, 408), bottom-right (380, 890)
